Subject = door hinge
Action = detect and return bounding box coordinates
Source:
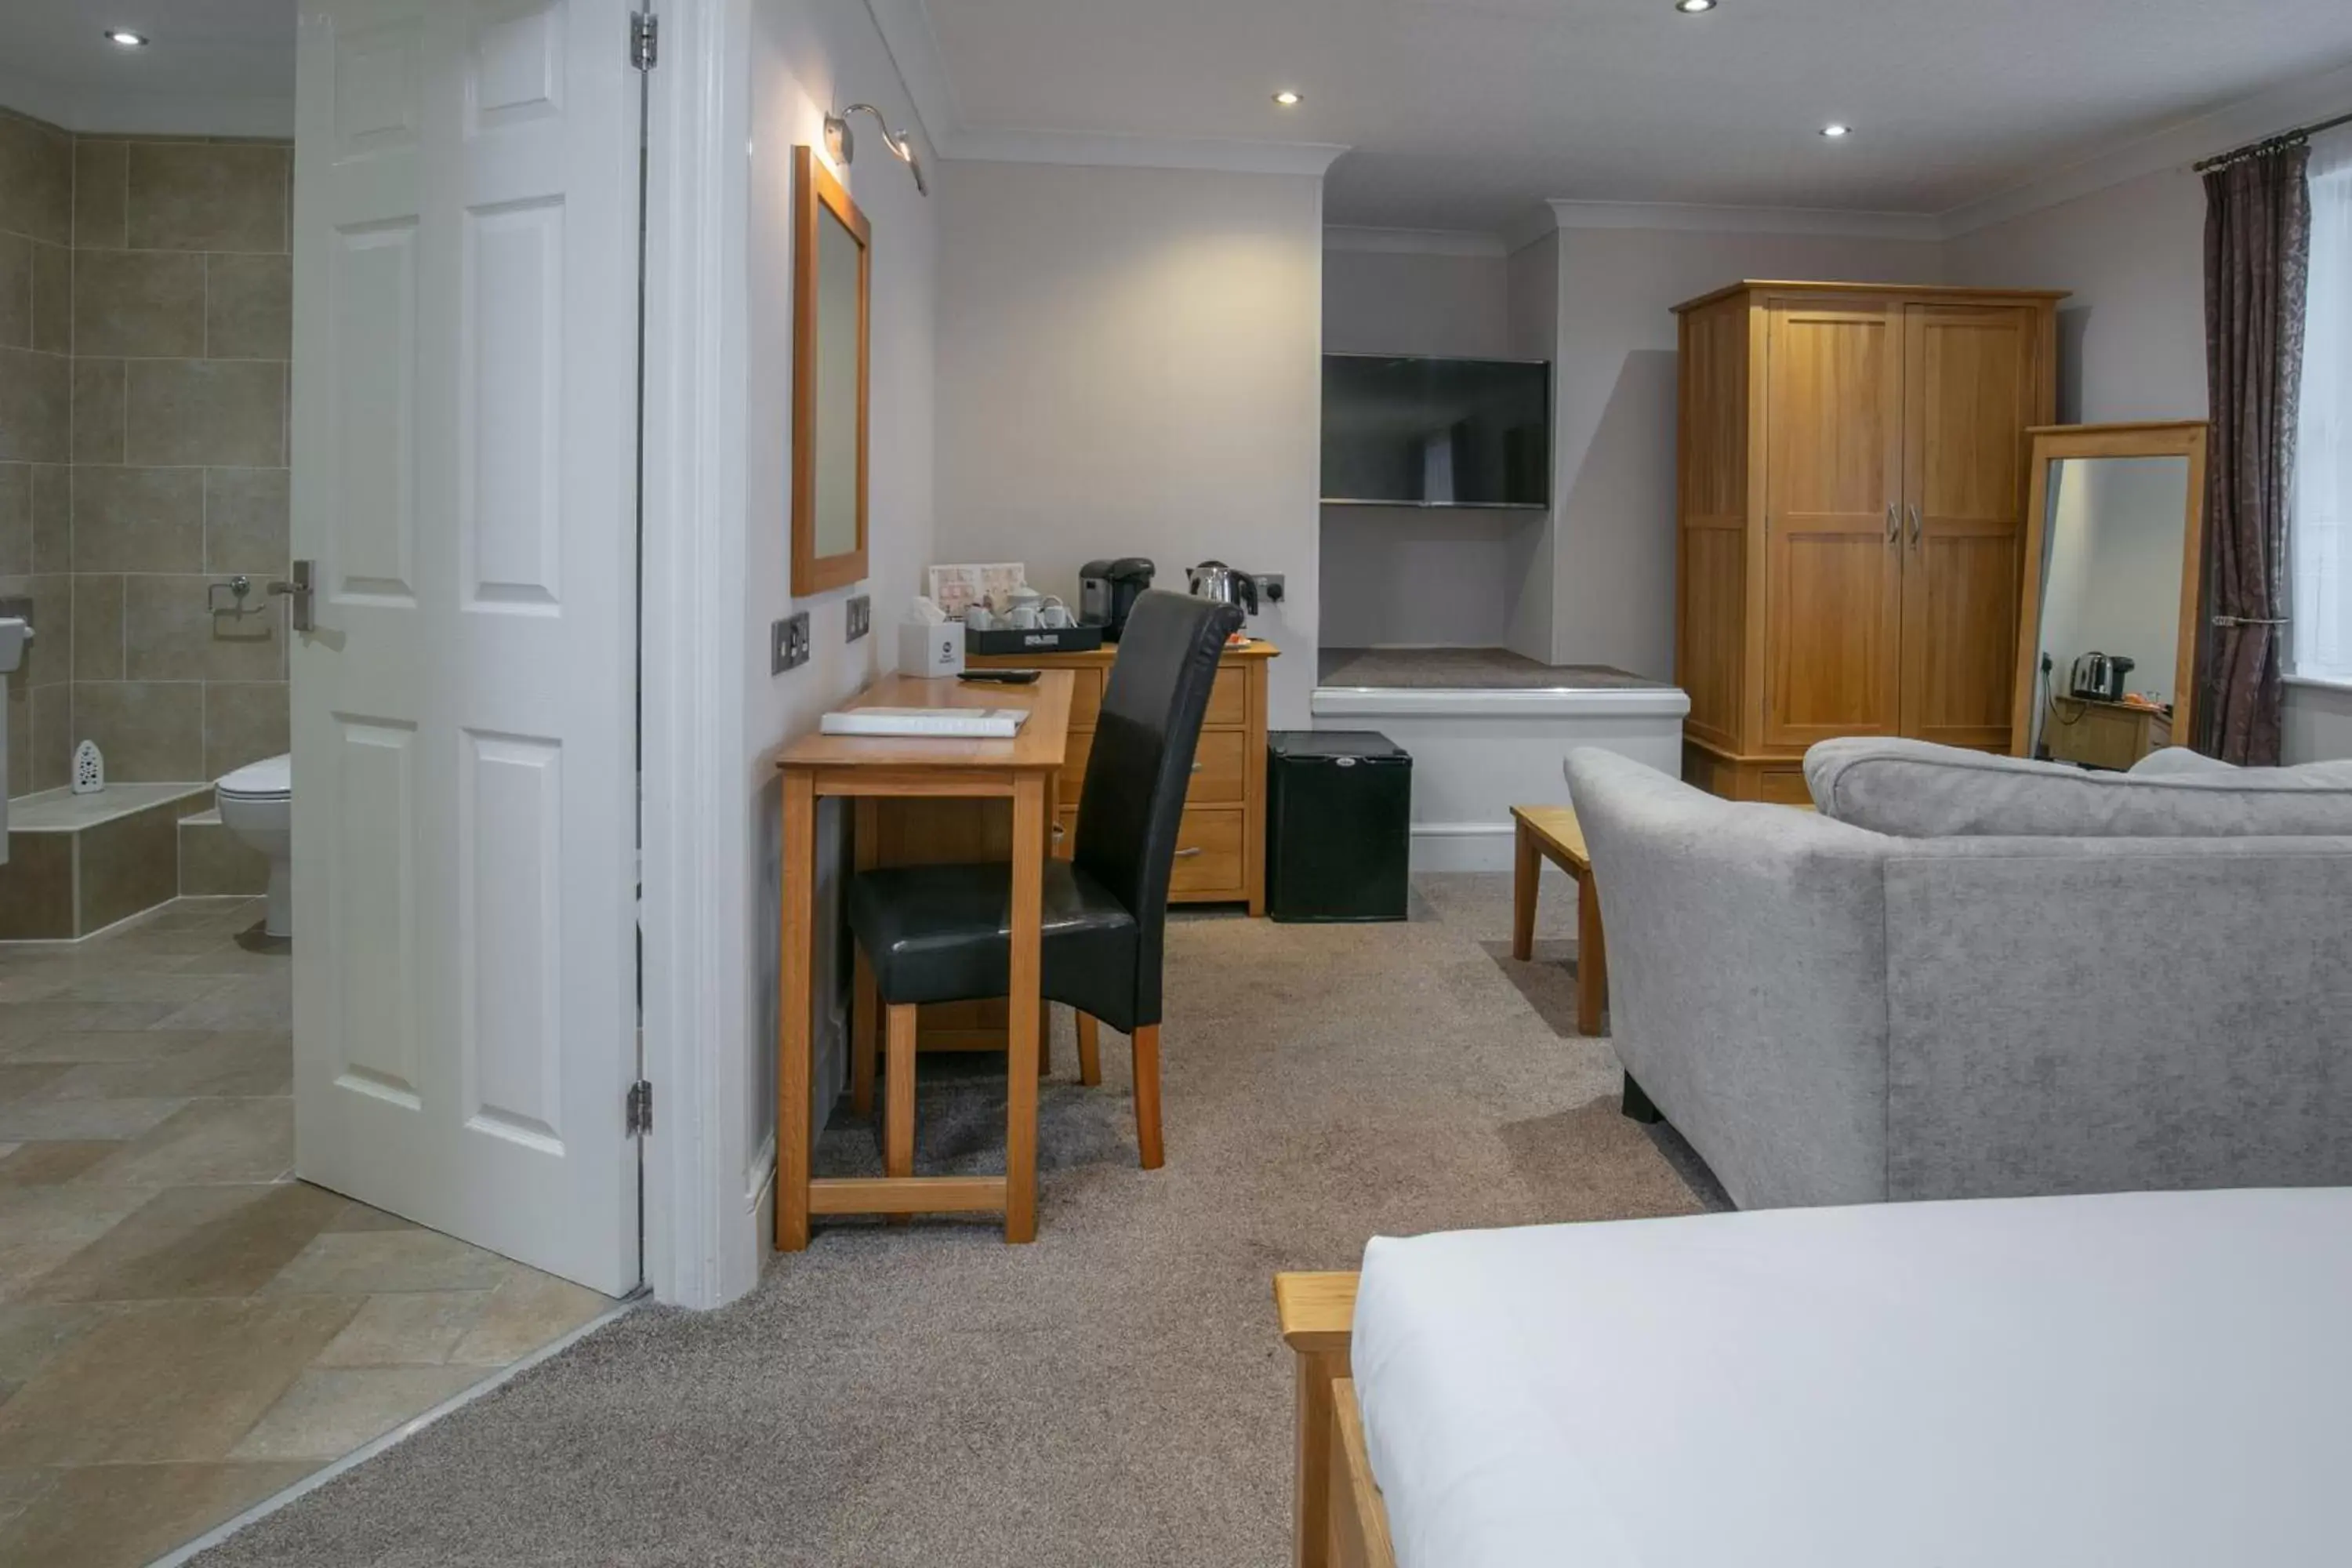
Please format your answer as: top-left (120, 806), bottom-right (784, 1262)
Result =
top-left (630, 12), bottom-right (658, 71)
top-left (626, 1080), bottom-right (653, 1135)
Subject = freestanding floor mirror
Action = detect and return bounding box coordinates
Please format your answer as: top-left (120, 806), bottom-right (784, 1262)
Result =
top-left (2011, 422), bottom-right (2209, 767)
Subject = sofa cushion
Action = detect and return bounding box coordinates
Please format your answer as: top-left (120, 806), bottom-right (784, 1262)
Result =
top-left (1804, 736), bottom-right (2352, 838)
top-left (2129, 746), bottom-right (2238, 779)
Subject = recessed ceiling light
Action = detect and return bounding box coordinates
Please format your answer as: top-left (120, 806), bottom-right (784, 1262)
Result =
top-left (105, 28), bottom-right (149, 47)
top-left (1820, 122), bottom-right (1853, 138)
top-left (1272, 89), bottom-right (1301, 107)
top-left (1675, 0), bottom-right (1717, 13)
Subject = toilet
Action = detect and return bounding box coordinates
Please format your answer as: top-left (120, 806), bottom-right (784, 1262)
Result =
top-left (216, 753), bottom-right (292, 938)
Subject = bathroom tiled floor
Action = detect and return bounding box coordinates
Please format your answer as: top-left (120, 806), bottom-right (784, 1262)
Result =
top-left (0, 898), bottom-right (617, 1567)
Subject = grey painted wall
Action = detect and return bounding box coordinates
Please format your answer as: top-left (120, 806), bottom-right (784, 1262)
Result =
top-left (935, 160), bottom-right (1325, 725)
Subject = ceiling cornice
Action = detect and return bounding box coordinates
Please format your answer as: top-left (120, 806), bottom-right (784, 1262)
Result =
top-left (947, 128), bottom-right (1349, 177)
top-left (1545, 198), bottom-right (1943, 242)
top-left (1937, 57), bottom-right (2352, 237)
top-left (1324, 226), bottom-right (1507, 258)
top-left (862, 0), bottom-right (957, 156)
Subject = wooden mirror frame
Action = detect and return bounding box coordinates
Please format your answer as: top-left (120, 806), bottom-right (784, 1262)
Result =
top-left (791, 146), bottom-right (870, 596)
top-left (2009, 421), bottom-right (2209, 758)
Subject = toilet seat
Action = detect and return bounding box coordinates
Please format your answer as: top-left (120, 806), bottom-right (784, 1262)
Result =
top-left (217, 753), bottom-right (292, 800)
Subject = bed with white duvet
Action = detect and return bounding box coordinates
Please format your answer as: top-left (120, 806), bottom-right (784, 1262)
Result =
top-left (1350, 1188), bottom-right (2352, 1568)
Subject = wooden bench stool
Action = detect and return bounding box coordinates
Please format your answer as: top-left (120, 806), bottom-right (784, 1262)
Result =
top-left (1510, 804), bottom-right (1606, 1037)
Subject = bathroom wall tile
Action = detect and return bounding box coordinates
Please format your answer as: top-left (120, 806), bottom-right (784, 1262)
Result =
top-left (0, 350), bottom-right (68, 464)
top-left (205, 255), bottom-right (291, 361)
top-left (27, 464), bottom-right (67, 575)
top-left (125, 143), bottom-right (289, 255)
top-left (72, 466), bottom-right (203, 573)
top-left (0, 114), bottom-right (71, 249)
top-left (0, 233), bottom-right (27, 349)
top-left (204, 469), bottom-right (289, 575)
top-left (30, 684), bottom-right (70, 792)
top-left (0, 833), bottom-right (71, 939)
top-left (3, 684), bottom-right (26, 797)
top-left (73, 250), bottom-right (206, 359)
top-left (12, 575), bottom-right (69, 688)
top-left (28, 243), bottom-right (67, 355)
top-left (125, 576), bottom-right (284, 683)
top-left (180, 816), bottom-right (270, 895)
top-left (71, 575), bottom-right (124, 681)
top-left (71, 139), bottom-right (127, 250)
top-left (203, 684), bottom-right (289, 779)
top-left (70, 681), bottom-right (203, 783)
top-left (76, 798), bottom-right (188, 935)
top-left (125, 361), bottom-right (285, 468)
top-left (70, 360), bottom-right (125, 466)
top-left (0, 464), bottom-right (27, 575)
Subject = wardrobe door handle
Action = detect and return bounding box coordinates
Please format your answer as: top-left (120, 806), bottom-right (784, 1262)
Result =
top-left (1886, 503), bottom-right (1900, 543)
top-left (1907, 504), bottom-right (1922, 546)
top-left (1174, 847), bottom-right (1203, 858)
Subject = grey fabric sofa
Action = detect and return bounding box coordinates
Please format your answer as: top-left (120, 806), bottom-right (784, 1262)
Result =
top-left (1562, 746), bottom-right (2352, 1210)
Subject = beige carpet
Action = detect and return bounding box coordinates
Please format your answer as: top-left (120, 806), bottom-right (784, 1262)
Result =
top-left (194, 873), bottom-right (1722, 1567)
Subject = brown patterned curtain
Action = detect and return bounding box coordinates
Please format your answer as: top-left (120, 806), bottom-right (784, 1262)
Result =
top-left (2201, 145), bottom-right (2310, 764)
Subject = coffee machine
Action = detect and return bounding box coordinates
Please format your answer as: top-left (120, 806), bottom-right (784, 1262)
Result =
top-left (1079, 558), bottom-right (1156, 641)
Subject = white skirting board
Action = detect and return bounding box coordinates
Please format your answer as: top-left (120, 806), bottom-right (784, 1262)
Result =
top-left (1309, 685), bottom-right (1690, 872)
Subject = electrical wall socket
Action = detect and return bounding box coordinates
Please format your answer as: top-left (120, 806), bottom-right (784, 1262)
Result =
top-left (845, 593), bottom-right (871, 642)
top-left (771, 612), bottom-right (811, 673)
top-left (1258, 573), bottom-right (1287, 604)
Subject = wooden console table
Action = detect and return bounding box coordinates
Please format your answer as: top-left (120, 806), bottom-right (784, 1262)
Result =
top-left (772, 670), bottom-right (1073, 1248)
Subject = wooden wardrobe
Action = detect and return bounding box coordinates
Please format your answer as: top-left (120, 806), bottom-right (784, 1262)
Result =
top-left (1673, 281), bottom-right (2064, 802)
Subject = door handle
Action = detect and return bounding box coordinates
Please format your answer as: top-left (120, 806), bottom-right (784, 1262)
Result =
top-left (1189, 761), bottom-right (1203, 773)
top-left (1907, 505), bottom-right (1922, 547)
top-left (1173, 847), bottom-right (1203, 858)
top-left (266, 560), bottom-right (315, 633)
top-left (1886, 503), bottom-right (1899, 544)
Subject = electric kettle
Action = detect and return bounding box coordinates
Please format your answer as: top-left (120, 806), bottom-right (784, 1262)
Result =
top-left (1186, 561), bottom-right (1260, 615)
top-left (2070, 652), bottom-right (2136, 703)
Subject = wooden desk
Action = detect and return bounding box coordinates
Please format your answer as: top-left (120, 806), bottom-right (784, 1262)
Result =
top-left (2044, 695), bottom-right (2172, 771)
top-left (773, 670), bottom-right (1073, 1249)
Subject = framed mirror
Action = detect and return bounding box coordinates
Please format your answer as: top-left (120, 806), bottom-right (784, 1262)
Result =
top-left (791, 146), bottom-right (870, 596)
top-left (2011, 422), bottom-right (2209, 767)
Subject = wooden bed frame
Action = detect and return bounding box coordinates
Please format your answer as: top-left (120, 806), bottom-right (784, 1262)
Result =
top-left (1276, 1272), bottom-right (1397, 1568)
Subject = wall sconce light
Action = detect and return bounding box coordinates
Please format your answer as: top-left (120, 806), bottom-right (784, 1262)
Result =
top-left (823, 103), bottom-right (928, 197)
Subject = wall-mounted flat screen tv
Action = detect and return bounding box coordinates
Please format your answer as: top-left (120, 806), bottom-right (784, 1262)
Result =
top-left (1321, 353), bottom-right (1550, 508)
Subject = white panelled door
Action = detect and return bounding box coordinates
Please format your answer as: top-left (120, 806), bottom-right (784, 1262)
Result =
top-left (290, 0), bottom-right (641, 1293)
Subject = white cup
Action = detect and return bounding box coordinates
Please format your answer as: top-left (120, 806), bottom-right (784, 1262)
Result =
top-left (1004, 604), bottom-right (1041, 629)
top-left (1039, 599), bottom-right (1075, 629)
top-left (964, 604), bottom-right (996, 630)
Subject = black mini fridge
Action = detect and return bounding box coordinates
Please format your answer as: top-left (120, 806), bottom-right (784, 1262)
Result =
top-left (1265, 731), bottom-right (1411, 922)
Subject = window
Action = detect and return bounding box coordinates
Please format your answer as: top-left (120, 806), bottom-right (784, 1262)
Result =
top-left (2294, 128), bottom-right (2352, 682)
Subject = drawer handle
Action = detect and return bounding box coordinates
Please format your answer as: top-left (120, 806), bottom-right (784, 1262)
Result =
top-left (1190, 762), bottom-right (1203, 772)
top-left (1051, 822), bottom-right (1067, 840)
top-left (1174, 847), bottom-right (1203, 858)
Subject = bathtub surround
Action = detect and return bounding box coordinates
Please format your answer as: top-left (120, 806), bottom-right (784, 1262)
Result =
top-left (67, 134), bottom-right (292, 788)
top-left (0, 107), bottom-right (74, 798)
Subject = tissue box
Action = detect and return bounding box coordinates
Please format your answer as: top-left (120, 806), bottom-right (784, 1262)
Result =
top-left (899, 619), bottom-right (965, 677)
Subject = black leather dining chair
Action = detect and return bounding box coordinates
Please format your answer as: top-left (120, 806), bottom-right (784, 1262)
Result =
top-left (846, 590), bottom-right (1243, 1174)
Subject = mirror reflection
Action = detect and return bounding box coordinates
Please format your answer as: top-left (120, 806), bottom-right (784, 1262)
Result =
top-left (813, 203), bottom-right (862, 559)
top-left (2026, 454), bottom-right (2192, 767)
